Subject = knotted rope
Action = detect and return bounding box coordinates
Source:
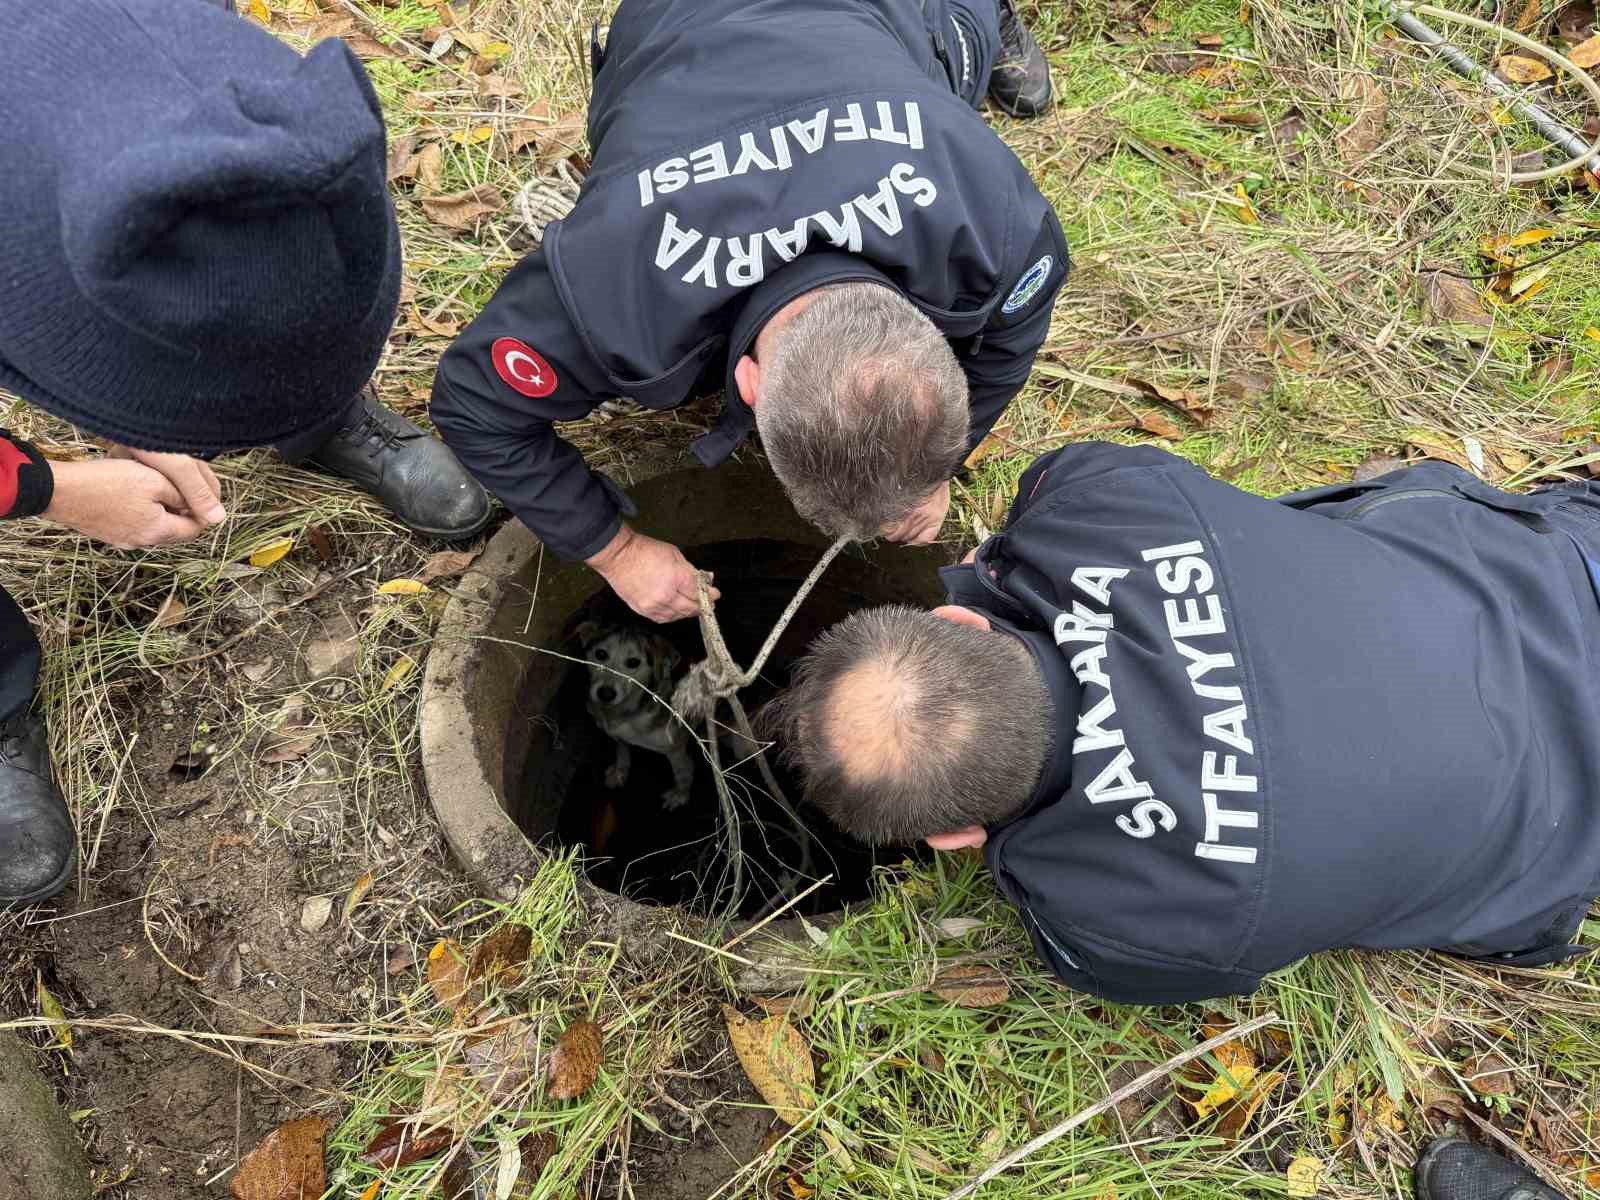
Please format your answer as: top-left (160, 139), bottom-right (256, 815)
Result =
top-left (672, 534), bottom-right (853, 918)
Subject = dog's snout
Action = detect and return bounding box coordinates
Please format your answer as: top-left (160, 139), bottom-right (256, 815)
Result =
top-left (595, 684), bottom-right (618, 704)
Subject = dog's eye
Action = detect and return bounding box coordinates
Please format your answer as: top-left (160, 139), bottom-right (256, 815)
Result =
top-left (625, 656), bottom-right (642, 669)
top-left (593, 648), bottom-right (608, 663)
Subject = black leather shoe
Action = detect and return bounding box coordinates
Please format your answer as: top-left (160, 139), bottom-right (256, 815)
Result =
top-left (989, 1), bottom-right (1053, 118)
top-left (307, 388), bottom-right (493, 541)
top-left (1416, 1139), bottom-right (1568, 1200)
top-left (0, 714), bottom-right (74, 909)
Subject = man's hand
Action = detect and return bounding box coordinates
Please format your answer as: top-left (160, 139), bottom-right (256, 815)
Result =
top-left (880, 479), bottom-right (951, 545)
top-left (587, 525), bottom-right (719, 623)
top-left (106, 445), bottom-right (227, 526)
top-left (44, 459), bottom-right (223, 549)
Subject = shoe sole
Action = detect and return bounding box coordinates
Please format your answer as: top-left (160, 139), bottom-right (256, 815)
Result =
top-left (401, 506), bottom-right (498, 543)
top-left (3, 848), bottom-right (75, 910)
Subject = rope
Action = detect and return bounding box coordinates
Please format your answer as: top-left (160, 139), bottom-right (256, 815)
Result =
top-left (672, 534), bottom-right (853, 918)
top-left (514, 159), bottom-right (583, 239)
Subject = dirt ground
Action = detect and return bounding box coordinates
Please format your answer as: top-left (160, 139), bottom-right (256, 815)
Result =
top-left (2, 569), bottom-right (474, 1200)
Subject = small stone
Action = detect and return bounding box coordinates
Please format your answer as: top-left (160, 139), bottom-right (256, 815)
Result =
top-left (300, 896), bottom-right (334, 933)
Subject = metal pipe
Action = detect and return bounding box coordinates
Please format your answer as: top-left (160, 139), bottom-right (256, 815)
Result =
top-left (1388, 4), bottom-right (1600, 178)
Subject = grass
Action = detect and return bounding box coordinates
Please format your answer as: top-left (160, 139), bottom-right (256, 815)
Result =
top-left (1, 0), bottom-right (1598, 1196)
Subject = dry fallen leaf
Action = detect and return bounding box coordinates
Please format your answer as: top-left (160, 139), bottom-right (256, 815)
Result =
top-left (1214, 1069), bottom-right (1285, 1139)
top-left (249, 538), bottom-right (294, 568)
top-left (935, 916), bottom-right (986, 939)
top-left (1338, 75), bottom-right (1389, 160)
top-left (230, 1116), bottom-right (329, 1200)
top-left (753, 993), bottom-right (816, 1019)
top-left (381, 657), bottom-right (417, 693)
top-left (359, 1118), bottom-right (455, 1170)
top-left (388, 133), bottom-right (422, 183)
top-left (724, 1006), bottom-right (815, 1125)
top-left (1127, 376), bottom-right (1215, 423)
top-left (1259, 328), bottom-right (1317, 370)
top-left (1286, 1155), bottom-right (1324, 1197)
top-left (259, 733), bottom-right (317, 765)
top-left (1534, 349), bottom-right (1574, 386)
top-left (1515, 0), bottom-right (1543, 29)
top-left (546, 1019), bottom-right (604, 1100)
top-left (415, 142), bottom-right (445, 194)
top-left (1423, 269), bottom-right (1492, 328)
top-left (1570, 33), bottom-right (1600, 67)
top-left (152, 594), bottom-right (187, 630)
top-left (1497, 54), bottom-right (1554, 82)
top-left (1407, 429), bottom-right (1477, 472)
top-left (419, 548), bottom-right (481, 583)
top-left (1463, 1052), bottom-right (1516, 1096)
top-left (464, 1018), bottom-right (542, 1102)
top-left (378, 578), bottom-right (430, 595)
top-left (344, 31), bottom-right (405, 59)
top-left (1225, 182), bottom-right (1259, 224)
top-left (36, 974), bottom-right (70, 1052)
top-left (427, 938), bottom-right (472, 1015)
top-left (422, 184), bottom-right (505, 231)
top-left (963, 427), bottom-right (1010, 469)
top-left (343, 870), bottom-right (375, 924)
top-left (1137, 411), bottom-right (1184, 440)
top-left (932, 962), bottom-right (1011, 1007)
top-left (468, 924), bottom-right (533, 991)
top-left (512, 1131), bottom-right (558, 1198)
top-left (478, 73), bottom-right (524, 99)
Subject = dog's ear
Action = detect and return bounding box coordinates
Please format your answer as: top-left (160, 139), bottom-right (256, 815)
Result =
top-left (574, 620), bottom-right (602, 647)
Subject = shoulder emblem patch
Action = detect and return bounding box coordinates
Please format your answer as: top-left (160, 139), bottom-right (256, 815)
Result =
top-left (1001, 254), bottom-right (1054, 315)
top-left (491, 337), bottom-right (558, 399)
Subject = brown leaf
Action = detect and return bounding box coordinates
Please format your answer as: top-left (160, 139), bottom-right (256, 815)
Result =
top-left (1144, 50), bottom-right (1198, 74)
top-left (546, 1019), bottom-right (603, 1100)
top-left (1568, 33), bottom-right (1600, 67)
top-left (1515, 0), bottom-right (1542, 30)
top-left (259, 733), bottom-right (318, 764)
top-left (1196, 31), bottom-right (1225, 47)
top-left (1497, 54), bottom-right (1554, 82)
top-left (478, 73), bottom-right (524, 99)
top-left (512, 1132), bottom-right (558, 1198)
top-left (152, 593), bottom-right (187, 630)
top-left (1127, 376), bottom-right (1215, 424)
top-left (1534, 349), bottom-right (1574, 385)
top-left (752, 993), bottom-right (815, 1019)
top-left (415, 142), bottom-right (444, 194)
top-left (535, 110), bottom-right (587, 166)
top-left (421, 184), bottom-right (504, 232)
top-left (388, 133), bottom-right (421, 183)
top-left (467, 924), bottom-right (532, 991)
top-left (1337, 75), bottom-right (1389, 160)
top-left (344, 31), bottom-right (405, 59)
top-left (427, 938), bottom-right (472, 1015)
top-left (1423, 269), bottom-right (1492, 328)
top-left (723, 1005), bottom-right (816, 1125)
top-left (1201, 107), bottom-right (1266, 127)
top-left (342, 870), bottom-right (375, 924)
top-left (1270, 107), bottom-right (1308, 153)
top-left (418, 548), bottom-right (481, 583)
top-left (387, 944), bottom-right (417, 975)
top-left (1463, 1052), bottom-right (1517, 1096)
top-left (1407, 430), bottom-right (1476, 473)
top-left (1353, 453), bottom-right (1404, 482)
top-left (1258, 328), bottom-right (1317, 370)
top-left (230, 1116), bottom-right (329, 1200)
top-left (1213, 1069), bottom-right (1285, 1140)
top-left (1217, 371), bottom-right (1273, 402)
top-left (1557, 0), bottom-right (1597, 42)
top-left (305, 524), bottom-right (335, 564)
top-left (932, 962), bottom-right (1011, 1007)
top-left (1137, 411), bottom-right (1184, 439)
top-left (359, 1118), bottom-right (455, 1170)
top-left (464, 1017), bottom-right (542, 1102)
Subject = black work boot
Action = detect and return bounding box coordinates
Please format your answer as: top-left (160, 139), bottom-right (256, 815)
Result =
top-left (307, 388), bottom-right (493, 541)
top-left (0, 714), bottom-right (74, 909)
top-left (1416, 1139), bottom-right (1568, 1200)
top-left (989, 1), bottom-right (1054, 118)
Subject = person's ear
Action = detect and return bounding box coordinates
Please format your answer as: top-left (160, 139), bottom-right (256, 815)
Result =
top-left (931, 604), bottom-right (991, 631)
top-left (734, 355), bottom-right (761, 409)
top-left (926, 825), bottom-right (988, 851)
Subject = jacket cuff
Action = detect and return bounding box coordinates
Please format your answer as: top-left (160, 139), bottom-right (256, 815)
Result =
top-left (0, 434), bottom-right (54, 520)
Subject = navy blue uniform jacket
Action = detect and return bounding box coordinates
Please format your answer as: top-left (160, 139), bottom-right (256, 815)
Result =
top-left (940, 443), bottom-right (1600, 1004)
top-left (430, 0), bottom-right (1069, 560)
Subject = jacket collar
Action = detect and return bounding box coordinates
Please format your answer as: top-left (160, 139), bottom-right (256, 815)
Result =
top-left (690, 253), bottom-right (900, 467)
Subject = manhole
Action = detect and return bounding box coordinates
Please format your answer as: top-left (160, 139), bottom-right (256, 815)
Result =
top-left (420, 456), bottom-right (950, 936)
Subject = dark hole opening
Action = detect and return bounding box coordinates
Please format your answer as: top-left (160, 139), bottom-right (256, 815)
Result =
top-left (514, 537), bottom-right (932, 918)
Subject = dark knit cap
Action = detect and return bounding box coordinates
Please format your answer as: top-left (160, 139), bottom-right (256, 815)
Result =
top-left (0, 0), bottom-right (402, 455)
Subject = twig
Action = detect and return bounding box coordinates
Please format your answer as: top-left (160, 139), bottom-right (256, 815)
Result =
top-left (940, 1012), bottom-right (1281, 1200)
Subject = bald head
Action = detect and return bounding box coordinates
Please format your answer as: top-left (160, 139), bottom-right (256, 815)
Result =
top-left (766, 605), bottom-right (1052, 846)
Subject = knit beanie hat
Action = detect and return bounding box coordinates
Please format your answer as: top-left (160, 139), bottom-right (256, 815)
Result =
top-left (0, 0), bottom-right (402, 455)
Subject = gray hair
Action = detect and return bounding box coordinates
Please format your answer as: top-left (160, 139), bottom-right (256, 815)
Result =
top-left (755, 283), bottom-right (969, 538)
top-left (764, 606), bottom-right (1052, 845)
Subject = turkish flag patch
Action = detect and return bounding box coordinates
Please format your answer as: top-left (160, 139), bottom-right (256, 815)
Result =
top-left (491, 337), bottom-right (558, 398)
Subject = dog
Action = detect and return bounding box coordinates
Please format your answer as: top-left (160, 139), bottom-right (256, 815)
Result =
top-left (574, 620), bottom-right (696, 810)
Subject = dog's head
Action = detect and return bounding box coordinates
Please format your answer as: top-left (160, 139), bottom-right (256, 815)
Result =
top-left (574, 621), bottom-right (680, 713)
